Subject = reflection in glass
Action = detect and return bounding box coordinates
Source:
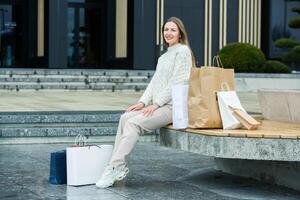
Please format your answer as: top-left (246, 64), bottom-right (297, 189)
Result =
top-left (67, 4), bottom-right (102, 68)
top-left (268, 0), bottom-right (300, 58)
top-left (67, 8), bottom-right (75, 67)
top-left (0, 4), bottom-right (23, 67)
top-left (0, 6), bottom-right (13, 66)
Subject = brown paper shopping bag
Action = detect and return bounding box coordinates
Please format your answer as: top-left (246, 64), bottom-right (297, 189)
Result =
top-left (188, 56), bottom-right (235, 128)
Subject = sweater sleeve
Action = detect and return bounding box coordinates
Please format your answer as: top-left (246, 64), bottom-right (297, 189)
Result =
top-left (154, 47), bottom-right (192, 106)
top-left (138, 73), bottom-right (156, 106)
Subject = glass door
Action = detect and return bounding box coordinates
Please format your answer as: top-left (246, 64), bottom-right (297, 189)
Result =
top-left (0, 2), bottom-right (23, 67)
top-left (67, 2), bottom-right (105, 68)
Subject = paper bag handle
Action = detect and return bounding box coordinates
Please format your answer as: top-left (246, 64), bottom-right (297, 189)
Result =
top-left (221, 82), bottom-right (231, 91)
top-left (212, 55), bottom-right (224, 68)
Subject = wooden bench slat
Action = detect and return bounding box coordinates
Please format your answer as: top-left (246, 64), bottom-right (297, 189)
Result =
top-left (245, 133), bottom-right (264, 138)
top-left (166, 120), bottom-right (300, 139)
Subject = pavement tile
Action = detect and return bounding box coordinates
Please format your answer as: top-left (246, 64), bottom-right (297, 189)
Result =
top-left (1, 142), bottom-right (300, 200)
top-left (0, 91), bottom-right (261, 113)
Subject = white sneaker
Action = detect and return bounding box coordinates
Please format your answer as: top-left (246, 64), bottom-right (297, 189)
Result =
top-left (96, 165), bottom-right (129, 188)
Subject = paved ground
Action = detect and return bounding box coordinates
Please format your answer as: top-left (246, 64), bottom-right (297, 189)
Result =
top-left (1, 142), bottom-right (300, 200)
top-left (0, 91), bottom-right (261, 113)
top-left (2, 90), bottom-right (291, 200)
top-left (0, 91), bottom-right (143, 112)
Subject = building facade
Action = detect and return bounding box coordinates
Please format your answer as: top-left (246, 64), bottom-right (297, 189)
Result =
top-left (0, 0), bottom-right (298, 70)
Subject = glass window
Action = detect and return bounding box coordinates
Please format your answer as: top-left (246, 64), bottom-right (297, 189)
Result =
top-left (0, 4), bottom-right (23, 67)
top-left (67, 3), bottom-right (103, 67)
top-left (268, 0), bottom-right (300, 58)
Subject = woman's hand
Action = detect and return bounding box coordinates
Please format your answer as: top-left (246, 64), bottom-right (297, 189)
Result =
top-left (126, 102), bottom-right (145, 112)
top-left (142, 103), bottom-right (160, 117)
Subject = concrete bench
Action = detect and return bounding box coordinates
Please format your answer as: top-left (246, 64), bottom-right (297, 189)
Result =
top-left (160, 119), bottom-right (300, 191)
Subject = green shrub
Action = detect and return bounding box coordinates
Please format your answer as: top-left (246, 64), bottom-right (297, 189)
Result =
top-left (263, 60), bottom-right (291, 73)
top-left (288, 18), bottom-right (300, 28)
top-left (293, 45), bottom-right (300, 53)
top-left (218, 43), bottom-right (266, 72)
top-left (282, 45), bottom-right (300, 64)
top-left (292, 7), bottom-right (300, 14)
top-left (275, 4), bottom-right (300, 68)
top-left (274, 38), bottom-right (299, 48)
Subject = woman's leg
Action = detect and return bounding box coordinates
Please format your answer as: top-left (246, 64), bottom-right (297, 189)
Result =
top-left (96, 105), bottom-right (172, 188)
top-left (113, 111), bottom-right (141, 154)
top-left (109, 105), bottom-right (172, 168)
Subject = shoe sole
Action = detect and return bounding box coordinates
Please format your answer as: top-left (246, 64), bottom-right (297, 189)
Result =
top-left (96, 168), bottom-right (129, 188)
top-left (116, 168), bottom-right (129, 181)
top-left (96, 181), bottom-right (114, 188)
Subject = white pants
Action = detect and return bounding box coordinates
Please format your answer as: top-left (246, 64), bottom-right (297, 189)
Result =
top-left (109, 104), bottom-right (172, 168)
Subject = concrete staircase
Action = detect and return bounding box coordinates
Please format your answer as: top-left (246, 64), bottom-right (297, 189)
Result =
top-left (0, 111), bottom-right (158, 144)
top-left (2, 68), bottom-right (300, 92)
top-left (0, 68), bottom-right (154, 91)
top-left (0, 69), bottom-right (158, 144)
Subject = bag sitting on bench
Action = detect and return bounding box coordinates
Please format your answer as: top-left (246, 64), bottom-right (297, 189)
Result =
top-left (217, 90), bottom-right (260, 130)
top-left (231, 107), bottom-right (260, 130)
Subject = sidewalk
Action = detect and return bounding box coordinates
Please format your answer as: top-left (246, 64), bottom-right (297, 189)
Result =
top-left (1, 142), bottom-right (300, 200)
top-left (2, 90), bottom-right (291, 200)
top-left (0, 91), bottom-right (261, 113)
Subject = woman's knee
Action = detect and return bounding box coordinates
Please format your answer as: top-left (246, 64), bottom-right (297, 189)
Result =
top-left (124, 118), bottom-right (143, 133)
top-left (119, 112), bottom-right (131, 123)
top-left (126, 117), bottom-right (142, 127)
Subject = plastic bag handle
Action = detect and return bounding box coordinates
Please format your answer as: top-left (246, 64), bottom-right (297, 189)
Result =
top-left (74, 134), bottom-right (87, 147)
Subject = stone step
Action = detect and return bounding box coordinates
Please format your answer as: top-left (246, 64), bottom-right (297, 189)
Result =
top-left (0, 82), bottom-right (148, 91)
top-left (0, 111), bottom-right (158, 138)
top-left (0, 111), bottom-right (122, 124)
top-left (0, 69), bottom-right (151, 91)
top-left (0, 68), bottom-right (155, 76)
top-left (2, 68), bottom-right (299, 78)
top-left (0, 122), bottom-right (116, 128)
top-left (0, 75), bottom-right (150, 83)
top-left (0, 122), bottom-right (118, 137)
top-left (0, 122), bottom-right (157, 137)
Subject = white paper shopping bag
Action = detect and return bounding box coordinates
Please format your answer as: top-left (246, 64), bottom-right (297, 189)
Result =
top-left (67, 145), bottom-right (113, 186)
top-left (172, 85), bottom-right (189, 129)
top-left (217, 91), bottom-right (246, 129)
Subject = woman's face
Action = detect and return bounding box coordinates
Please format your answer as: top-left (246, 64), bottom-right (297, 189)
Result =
top-left (163, 21), bottom-right (181, 47)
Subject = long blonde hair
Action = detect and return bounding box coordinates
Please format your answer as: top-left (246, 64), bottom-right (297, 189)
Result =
top-left (162, 17), bottom-right (196, 67)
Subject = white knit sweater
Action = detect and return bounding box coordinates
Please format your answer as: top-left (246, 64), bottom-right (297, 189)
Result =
top-left (139, 43), bottom-right (192, 106)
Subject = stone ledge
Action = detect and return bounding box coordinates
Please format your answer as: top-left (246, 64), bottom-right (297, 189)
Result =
top-left (160, 128), bottom-right (300, 162)
top-left (258, 89), bottom-right (300, 123)
top-left (214, 158), bottom-right (300, 191)
top-left (160, 127), bottom-right (300, 191)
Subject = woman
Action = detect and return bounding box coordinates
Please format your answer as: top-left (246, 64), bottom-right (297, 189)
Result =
top-left (96, 17), bottom-right (195, 188)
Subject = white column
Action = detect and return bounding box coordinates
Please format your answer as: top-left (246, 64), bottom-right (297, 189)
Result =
top-left (160, 0), bottom-right (164, 51)
top-left (238, 0), bottom-right (242, 42)
top-left (223, 0), bottom-right (227, 47)
top-left (116, 0), bottom-right (128, 58)
top-left (156, 0), bottom-right (160, 46)
top-left (37, 0), bottom-right (44, 57)
top-left (257, 0), bottom-right (261, 48)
